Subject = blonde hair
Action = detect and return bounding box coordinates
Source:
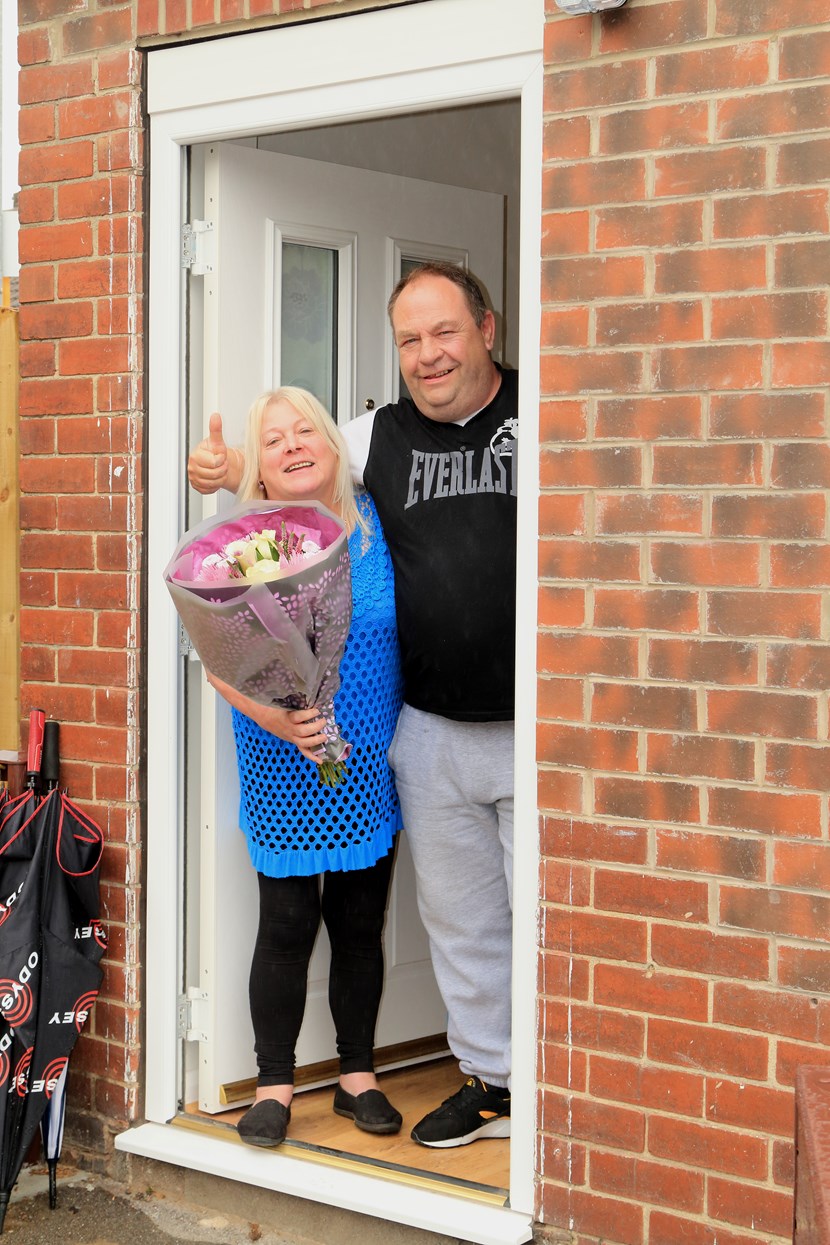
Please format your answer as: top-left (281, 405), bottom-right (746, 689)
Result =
top-left (237, 387), bottom-right (366, 535)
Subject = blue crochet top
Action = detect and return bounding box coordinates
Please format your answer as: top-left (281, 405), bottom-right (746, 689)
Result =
top-left (232, 492), bottom-right (403, 877)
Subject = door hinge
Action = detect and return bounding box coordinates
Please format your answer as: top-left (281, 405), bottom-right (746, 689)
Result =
top-left (178, 620), bottom-right (193, 658)
top-left (177, 987), bottom-right (209, 1042)
top-left (181, 219), bottom-right (215, 274)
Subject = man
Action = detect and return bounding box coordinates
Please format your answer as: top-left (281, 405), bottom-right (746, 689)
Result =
top-left (188, 263), bottom-right (517, 1148)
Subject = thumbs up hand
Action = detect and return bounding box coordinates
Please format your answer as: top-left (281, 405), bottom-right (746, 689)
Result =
top-left (187, 413), bottom-right (243, 494)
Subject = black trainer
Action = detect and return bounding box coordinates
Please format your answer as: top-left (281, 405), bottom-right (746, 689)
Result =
top-left (410, 1076), bottom-right (511, 1148)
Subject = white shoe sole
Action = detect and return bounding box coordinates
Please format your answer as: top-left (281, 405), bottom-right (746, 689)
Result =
top-left (411, 1115), bottom-right (511, 1149)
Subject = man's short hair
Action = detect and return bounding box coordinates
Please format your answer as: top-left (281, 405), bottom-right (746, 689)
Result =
top-left (387, 260), bottom-right (489, 327)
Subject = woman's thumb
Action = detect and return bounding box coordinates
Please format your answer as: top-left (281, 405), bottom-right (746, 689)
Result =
top-left (207, 412), bottom-right (226, 453)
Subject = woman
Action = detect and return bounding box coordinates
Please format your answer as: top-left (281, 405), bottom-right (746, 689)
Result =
top-left (208, 386), bottom-right (403, 1148)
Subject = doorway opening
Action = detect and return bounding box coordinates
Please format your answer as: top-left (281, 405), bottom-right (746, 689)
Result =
top-left (180, 99), bottom-right (521, 1199)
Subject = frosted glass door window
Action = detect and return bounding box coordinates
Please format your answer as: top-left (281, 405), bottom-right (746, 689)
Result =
top-left (280, 242), bottom-right (338, 417)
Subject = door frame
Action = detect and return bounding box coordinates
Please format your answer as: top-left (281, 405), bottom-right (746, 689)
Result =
top-left (129, 2), bottom-right (543, 1240)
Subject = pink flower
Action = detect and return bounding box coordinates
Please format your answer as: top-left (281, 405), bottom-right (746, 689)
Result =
top-left (198, 553), bottom-right (240, 582)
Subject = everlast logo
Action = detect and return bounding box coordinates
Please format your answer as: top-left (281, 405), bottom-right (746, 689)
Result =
top-left (404, 421), bottom-right (518, 510)
top-left (404, 447), bottom-right (518, 508)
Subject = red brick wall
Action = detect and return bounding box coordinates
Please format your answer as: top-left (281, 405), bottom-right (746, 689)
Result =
top-left (17, 2), bottom-right (146, 1157)
top-left (539, 2), bottom-right (830, 1242)
top-left (13, 0), bottom-right (830, 1235)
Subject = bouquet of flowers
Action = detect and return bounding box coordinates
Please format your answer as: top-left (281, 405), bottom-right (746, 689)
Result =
top-left (163, 500), bottom-right (353, 784)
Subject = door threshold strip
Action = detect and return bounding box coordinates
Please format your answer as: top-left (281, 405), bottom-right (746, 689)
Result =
top-left (172, 1112), bottom-right (509, 1206)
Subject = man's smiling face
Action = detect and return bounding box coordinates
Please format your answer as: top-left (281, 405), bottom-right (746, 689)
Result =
top-left (392, 274), bottom-right (500, 423)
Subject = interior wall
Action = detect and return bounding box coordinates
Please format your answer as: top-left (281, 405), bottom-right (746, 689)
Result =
top-left (257, 99), bottom-right (521, 365)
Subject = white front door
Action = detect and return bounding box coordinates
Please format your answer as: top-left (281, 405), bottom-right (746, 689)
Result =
top-left (191, 141), bottom-right (506, 1113)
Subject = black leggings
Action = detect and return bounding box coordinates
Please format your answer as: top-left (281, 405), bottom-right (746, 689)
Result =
top-left (249, 849), bottom-right (396, 1086)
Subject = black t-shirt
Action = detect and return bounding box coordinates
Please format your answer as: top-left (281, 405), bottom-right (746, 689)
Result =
top-left (363, 369), bottom-right (518, 721)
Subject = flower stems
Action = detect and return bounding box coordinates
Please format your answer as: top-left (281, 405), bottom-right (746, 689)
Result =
top-left (318, 760), bottom-right (349, 787)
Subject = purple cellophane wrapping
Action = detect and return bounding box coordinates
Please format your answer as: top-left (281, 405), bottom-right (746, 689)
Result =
top-left (163, 501), bottom-right (352, 762)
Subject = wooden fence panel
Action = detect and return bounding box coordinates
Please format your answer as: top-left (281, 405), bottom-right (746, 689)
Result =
top-left (0, 303), bottom-right (19, 755)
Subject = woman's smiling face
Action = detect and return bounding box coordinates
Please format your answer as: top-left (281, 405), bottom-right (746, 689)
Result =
top-left (258, 398), bottom-right (338, 509)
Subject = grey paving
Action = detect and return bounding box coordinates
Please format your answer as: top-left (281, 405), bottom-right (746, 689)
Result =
top-left (0, 1167), bottom-right (302, 1245)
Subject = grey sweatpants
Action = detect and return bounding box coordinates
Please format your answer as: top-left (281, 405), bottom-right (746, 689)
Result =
top-left (388, 704), bottom-right (514, 1087)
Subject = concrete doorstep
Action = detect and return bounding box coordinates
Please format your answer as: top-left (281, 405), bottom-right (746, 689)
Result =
top-left (0, 1161), bottom-right (488, 1245)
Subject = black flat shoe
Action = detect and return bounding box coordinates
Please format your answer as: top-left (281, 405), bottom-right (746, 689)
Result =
top-left (333, 1086), bottom-right (402, 1135)
top-left (237, 1099), bottom-right (291, 1147)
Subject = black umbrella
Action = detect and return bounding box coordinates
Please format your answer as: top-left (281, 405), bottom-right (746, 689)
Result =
top-left (38, 721), bottom-right (69, 1210)
top-left (0, 710), bottom-right (46, 936)
top-left (0, 716), bottom-right (106, 1231)
top-left (39, 1063), bottom-right (66, 1210)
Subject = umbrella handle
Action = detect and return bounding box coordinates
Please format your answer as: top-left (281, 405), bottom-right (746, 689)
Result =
top-left (47, 1159), bottom-right (57, 1210)
top-left (25, 710), bottom-right (45, 791)
top-left (0, 1187), bottom-right (9, 1234)
top-left (41, 723), bottom-right (60, 791)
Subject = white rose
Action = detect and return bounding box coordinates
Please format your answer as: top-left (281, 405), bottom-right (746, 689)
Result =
top-left (254, 536), bottom-right (277, 561)
top-left (244, 560), bottom-right (283, 582)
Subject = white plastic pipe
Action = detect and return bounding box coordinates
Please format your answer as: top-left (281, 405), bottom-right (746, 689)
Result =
top-left (1, 208), bottom-right (18, 279)
top-left (554, 0), bottom-right (628, 13)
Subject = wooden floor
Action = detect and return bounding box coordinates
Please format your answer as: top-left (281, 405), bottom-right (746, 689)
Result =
top-left (184, 1057), bottom-right (510, 1193)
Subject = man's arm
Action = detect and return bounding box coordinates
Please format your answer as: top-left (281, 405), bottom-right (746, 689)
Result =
top-left (187, 413), bottom-right (244, 495)
top-left (341, 409), bottom-right (376, 486)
